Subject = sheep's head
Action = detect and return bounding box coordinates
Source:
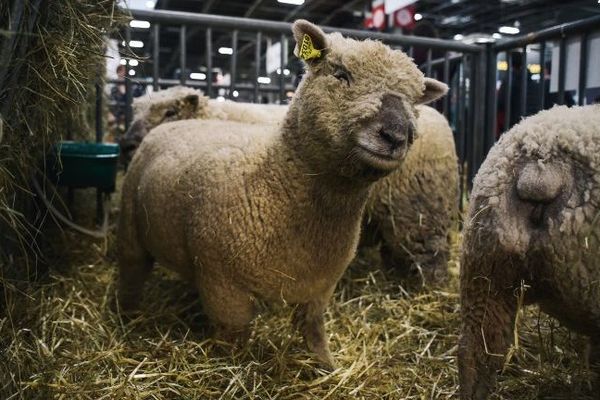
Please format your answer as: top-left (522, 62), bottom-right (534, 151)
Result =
top-left (290, 20), bottom-right (447, 180)
top-left (120, 89), bottom-right (205, 164)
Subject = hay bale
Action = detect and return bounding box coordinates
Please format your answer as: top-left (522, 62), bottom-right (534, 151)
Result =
top-left (0, 0), bottom-right (123, 279)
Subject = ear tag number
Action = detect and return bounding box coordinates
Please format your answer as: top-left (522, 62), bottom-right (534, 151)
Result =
top-left (300, 34), bottom-right (322, 61)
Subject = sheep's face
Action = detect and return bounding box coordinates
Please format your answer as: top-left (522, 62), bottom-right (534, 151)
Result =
top-left (291, 20), bottom-right (447, 179)
top-left (119, 93), bottom-right (200, 164)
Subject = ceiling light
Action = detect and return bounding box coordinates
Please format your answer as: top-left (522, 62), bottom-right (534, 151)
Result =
top-left (129, 59), bottom-right (139, 66)
top-left (129, 40), bottom-right (144, 48)
top-left (414, 13), bottom-right (423, 21)
top-left (232, 90), bottom-right (239, 98)
top-left (130, 20), bottom-right (151, 29)
top-left (499, 26), bottom-right (520, 35)
top-left (492, 33), bottom-right (502, 39)
top-left (128, 69), bottom-right (135, 76)
top-left (145, 1), bottom-right (155, 8)
top-left (277, 0), bottom-right (305, 5)
top-left (257, 77), bottom-right (271, 84)
top-left (453, 34), bottom-right (464, 41)
top-left (218, 47), bottom-right (233, 55)
top-left (476, 37), bottom-right (494, 43)
top-left (119, 59), bottom-right (127, 65)
top-left (190, 72), bottom-right (206, 80)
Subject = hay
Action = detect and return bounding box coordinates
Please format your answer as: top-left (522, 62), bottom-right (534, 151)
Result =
top-left (0, 0), bottom-right (122, 278)
top-left (0, 209), bottom-right (595, 399)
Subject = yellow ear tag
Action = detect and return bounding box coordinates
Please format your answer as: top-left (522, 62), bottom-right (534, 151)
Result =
top-left (299, 34), bottom-right (322, 61)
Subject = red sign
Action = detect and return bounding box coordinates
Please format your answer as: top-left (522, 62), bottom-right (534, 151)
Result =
top-left (371, 3), bottom-right (386, 30)
top-left (394, 5), bottom-right (415, 30)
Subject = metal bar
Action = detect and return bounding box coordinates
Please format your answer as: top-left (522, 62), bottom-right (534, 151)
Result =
top-left (230, 30), bottom-right (238, 99)
top-left (443, 51), bottom-right (450, 117)
top-left (180, 25), bottom-right (187, 85)
top-left (470, 51), bottom-right (487, 186)
top-left (254, 31), bottom-right (262, 103)
top-left (466, 54), bottom-right (476, 191)
top-left (408, 46), bottom-right (413, 58)
top-left (107, 78), bottom-right (296, 92)
top-left (578, 33), bottom-right (588, 106)
top-left (503, 51), bottom-right (512, 133)
top-left (484, 44), bottom-right (497, 155)
top-left (125, 26), bottom-right (133, 131)
top-left (457, 55), bottom-right (467, 167)
top-left (539, 41), bottom-right (546, 111)
top-left (493, 15), bottom-right (600, 51)
top-left (426, 48), bottom-right (432, 77)
top-left (279, 34), bottom-right (286, 103)
top-left (558, 36), bottom-right (566, 105)
top-left (519, 46), bottom-right (527, 119)
top-left (153, 23), bottom-right (160, 91)
top-left (129, 9), bottom-right (481, 53)
top-left (206, 28), bottom-right (213, 97)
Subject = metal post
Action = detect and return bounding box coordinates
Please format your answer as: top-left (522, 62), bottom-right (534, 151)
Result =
top-left (443, 51), bottom-right (450, 117)
top-left (125, 26), bottom-right (133, 131)
top-left (503, 51), bottom-right (512, 133)
top-left (254, 31), bottom-right (262, 103)
top-left (206, 28), bottom-right (213, 97)
top-left (180, 24), bottom-right (187, 85)
top-left (230, 30), bottom-right (238, 99)
top-left (539, 41), bottom-right (546, 111)
top-left (519, 46), bottom-right (528, 119)
top-left (95, 78), bottom-right (104, 224)
top-left (578, 33), bottom-right (588, 106)
top-left (279, 34), bottom-right (286, 103)
top-left (426, 48), bottom-right (432, 77)
top-left (484, 44), bottom-right (497, 155)
top-left (558, 36), bottom-right (566, 105)
top-left (153, 23), bottom-right (160, 91)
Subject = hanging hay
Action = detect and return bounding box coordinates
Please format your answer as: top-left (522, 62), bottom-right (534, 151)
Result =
top-left (0, 214), bottom-right (595, 399)
top-left (0, 0), bottom-right (122, 279)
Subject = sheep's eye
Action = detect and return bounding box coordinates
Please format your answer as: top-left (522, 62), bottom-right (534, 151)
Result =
top-left (333, 69), bottom-right (351, 86)
top-left (164, 109), bottom-right (177, 118)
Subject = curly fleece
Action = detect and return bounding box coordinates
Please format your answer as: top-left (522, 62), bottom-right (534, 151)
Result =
top-left (458, 104), bottom-right (600, 400)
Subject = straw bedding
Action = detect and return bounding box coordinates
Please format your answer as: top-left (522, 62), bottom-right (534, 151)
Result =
top-left (0, 201), bottom-right (595, 399)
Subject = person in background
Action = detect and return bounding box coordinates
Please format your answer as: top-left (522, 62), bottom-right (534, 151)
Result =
top-left (107, 64), bottom-right (145, 142)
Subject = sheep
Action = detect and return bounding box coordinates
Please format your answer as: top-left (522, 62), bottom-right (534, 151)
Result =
top-left (124, 90), bottom-right (458, 284)
top-left (120, 87), bottom-right (288, 165)
top-left (117, 19), bottom-right (448, 367)
top-left (458, 104), bottom-right (600, 399)
top-left (363, 105), bottom-right (458, 284)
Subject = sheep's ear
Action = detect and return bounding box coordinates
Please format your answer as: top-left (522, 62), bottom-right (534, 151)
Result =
top-left (292, 19), bottom-right (328, 65)
top-left (418, 78), bottom-right (448, 104)
top-left (183, 94), bottom-right (200, 109)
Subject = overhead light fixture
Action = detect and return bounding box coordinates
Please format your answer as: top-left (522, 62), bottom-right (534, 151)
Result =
top-left (414, 13), bottom-right (423, 21)
top-left (128, 69), bottom-right (136, 76)
top-left (277, 0), bottom-right (305, 5)
top-left (257, 77), bottom-right (271, 84)
top-left (130, 20), bottom-right (151, 29)
top-left (119, 59), bottom-right (127, 65)
top-left (189, 72), bottom-right (206, 80)
top-left (276, 68), bottom-right (291, 75)
top-left (129, 59), bottom-right (139, 66)
top-left (232, 90), bottom-right (239, 98)
top-left (129, 40), bottom-right (144, 48)
top-left (453, 34), bottom-right (464, 41)
top-left (492, 33), bottom-right (502, 39)
top-left (499, 26), bottom-right (520, 35)
top-left (476, 37), bottom-right (494, 43)
top-left (218, 47), bottom-right (233, 55)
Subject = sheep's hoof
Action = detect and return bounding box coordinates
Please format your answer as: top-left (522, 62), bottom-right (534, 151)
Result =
top-left (313, 348), bottom-right (337, 371)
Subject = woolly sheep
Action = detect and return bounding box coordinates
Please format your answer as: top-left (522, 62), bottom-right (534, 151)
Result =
top-left (117, 20), bottom-right (447, 367)
top-left (363, 105), bottom-right (458, 284)
top-left (458, 104), bottom-right (600, 399)
top-left (124, 90), bottom-right (458, 284)
top-left (120, 87), bottom-right (288, 165)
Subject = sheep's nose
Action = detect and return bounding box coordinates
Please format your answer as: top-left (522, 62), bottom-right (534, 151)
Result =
top-left (378, 127), bottom-right (406, 150)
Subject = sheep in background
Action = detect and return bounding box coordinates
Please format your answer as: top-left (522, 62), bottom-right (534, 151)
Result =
top-left (458, 104), bottom-right (600, 399)
top-left (117, 19), bottom-right (447, 367)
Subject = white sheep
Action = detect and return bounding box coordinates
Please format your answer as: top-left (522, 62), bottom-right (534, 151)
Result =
top-left (458, 104), bottom-right (600, 399)
top-left (117, 20), bottom-right (447, 367)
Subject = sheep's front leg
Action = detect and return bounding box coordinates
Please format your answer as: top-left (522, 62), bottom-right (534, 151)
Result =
top-left (197, 275), bottom-right (256, 346)
top-left (293, 288), bottom-right (336, 369)
top-left (458, 274), bottom-right (518, 400)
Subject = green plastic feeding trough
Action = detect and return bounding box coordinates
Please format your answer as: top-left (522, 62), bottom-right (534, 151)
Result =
top-left (47, 141), bottom-right (120, 192)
